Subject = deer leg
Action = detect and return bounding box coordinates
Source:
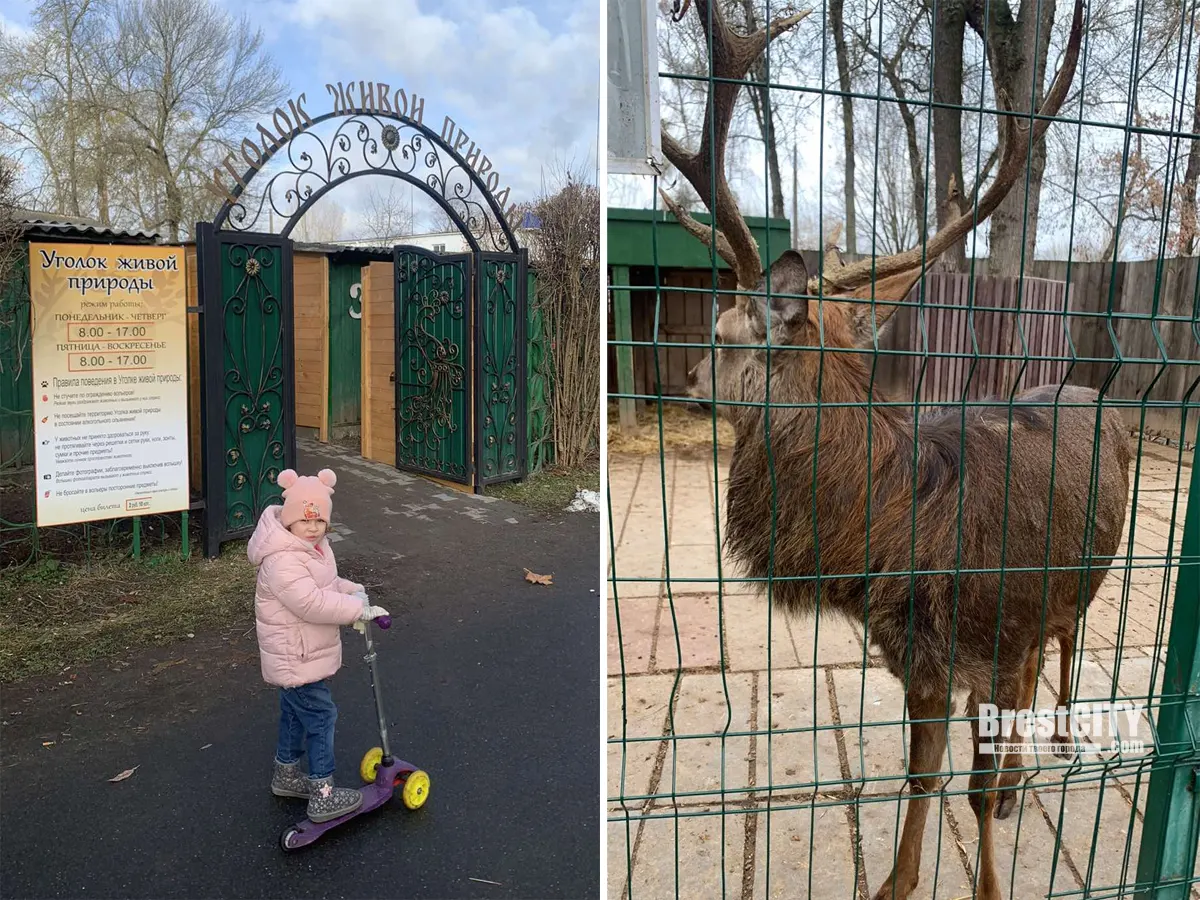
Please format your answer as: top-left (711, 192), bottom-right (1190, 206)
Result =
top-left (995, 652), bottom-right (1039, 819)
top-left (967, 682), bottom-right (1024, 900)
top-left (1053, 634), bottom-right (1075, 758)
top-left (871, 691), bottom-right (949, 900)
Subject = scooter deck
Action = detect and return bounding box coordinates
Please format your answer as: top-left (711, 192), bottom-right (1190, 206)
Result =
top-left (281, 758), bottom-right (419, 850)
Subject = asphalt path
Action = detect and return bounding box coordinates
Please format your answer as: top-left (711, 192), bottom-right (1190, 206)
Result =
top-left (0, 445), bottom-right (601, 899)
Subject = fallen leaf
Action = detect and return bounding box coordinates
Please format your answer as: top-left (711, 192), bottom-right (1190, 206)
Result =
top-left (151, 659), bottom-right (185, 674)
top-left (523, 569), bottom-right (553, 586)
top-left (109, 766), bottom-right (139, 782)
top-left (200, 744), bottom-right (212, 750)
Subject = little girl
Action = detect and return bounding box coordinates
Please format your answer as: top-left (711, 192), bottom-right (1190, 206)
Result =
top-left (247, 467), bottom-right (389, 823)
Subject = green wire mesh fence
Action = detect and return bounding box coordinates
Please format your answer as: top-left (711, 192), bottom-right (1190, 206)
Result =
top-left (607, 0), bottom-right (1200, 897)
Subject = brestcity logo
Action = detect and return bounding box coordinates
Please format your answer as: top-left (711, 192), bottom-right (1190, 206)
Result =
top-left (977, 701), bottom-right (1151, 755)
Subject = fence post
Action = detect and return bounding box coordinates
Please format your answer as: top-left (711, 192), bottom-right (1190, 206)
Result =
top-left (611, 265), bottom-right (637, 431)
top-left (1135, 415), bottom-right (1200, 899)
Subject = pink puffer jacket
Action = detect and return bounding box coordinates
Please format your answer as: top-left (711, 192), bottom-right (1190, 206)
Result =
top-left (247, 505), bottom-right (364, 688)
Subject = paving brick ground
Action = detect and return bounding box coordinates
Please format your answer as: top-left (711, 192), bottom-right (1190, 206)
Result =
top-left (607, 441), bottom-right (1196, 900)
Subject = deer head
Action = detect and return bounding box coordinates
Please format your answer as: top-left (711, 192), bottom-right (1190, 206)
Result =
top-left (686, 249), bottom-right (933, 425)
top-left (668, 0), bottom-right (1086, 418)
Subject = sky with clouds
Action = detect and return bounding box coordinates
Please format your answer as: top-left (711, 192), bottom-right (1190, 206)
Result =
top-left (0, 0), bottom-right (599, 237)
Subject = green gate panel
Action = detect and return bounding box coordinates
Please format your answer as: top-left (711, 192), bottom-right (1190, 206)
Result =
top-left (475, 252), bottom-right (526, 486)
top-left (327, 261), bottom-right (362, 430)
top-left (393, 247), bottom-right (471, 484)
top-left (0, 251), bottom-right (32, 470)
top-left (198, 225), bottom-right (295, 556)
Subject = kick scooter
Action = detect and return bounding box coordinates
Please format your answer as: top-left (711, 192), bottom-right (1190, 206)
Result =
top-left (280, 614), bottom-right (430, 851)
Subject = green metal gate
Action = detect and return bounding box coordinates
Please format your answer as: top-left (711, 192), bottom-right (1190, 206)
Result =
top-left (392, 246), bottom-right (529, 490)
top-left (197, 224), bottom-right (295, 558)
top-left (475, 251), bottom-right (528, 486)
top-left (393, 246), bottom-right (472, 484)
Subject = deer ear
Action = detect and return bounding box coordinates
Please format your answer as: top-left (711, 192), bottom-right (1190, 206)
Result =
top-left (748, 250), bottom-right (810, 342)
top-left (846, 266), bottom-right (925, 346)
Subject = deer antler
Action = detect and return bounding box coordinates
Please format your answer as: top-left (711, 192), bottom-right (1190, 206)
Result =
top-left (663, 0), bottom-right (1084, 301)
top-left (660, 0), bottom-right (812, 288)
top-left (815, 0), bottom-right (1086, 295)
top-left (822, 222), bottom-right (845, 273)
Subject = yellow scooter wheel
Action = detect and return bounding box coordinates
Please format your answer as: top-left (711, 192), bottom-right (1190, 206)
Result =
top-left (359, 746), bottom-right (384, 783)
top-left (401, 769), bottom-right (430, 810)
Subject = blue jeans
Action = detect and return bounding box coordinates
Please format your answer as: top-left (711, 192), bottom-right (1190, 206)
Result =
top-left (276, 680), bottom-right (337, 780)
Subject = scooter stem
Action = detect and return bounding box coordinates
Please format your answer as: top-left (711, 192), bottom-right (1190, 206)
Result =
top-left (361, 622), bottom-right (392, 760)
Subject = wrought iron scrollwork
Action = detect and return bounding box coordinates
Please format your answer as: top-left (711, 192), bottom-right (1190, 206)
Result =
top-left (221, 114), bottom-right (513, 253)
top-left (222, 242), bottom-right (286, 529)
top-left (396, 253), bottom-right (469, 479)
top-left (478, 259), bottom-right (520, 480)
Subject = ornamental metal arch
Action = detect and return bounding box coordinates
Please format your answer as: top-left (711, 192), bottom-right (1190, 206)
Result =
top-left (196, 107), bottom-right (528, 558)
top-left (209, 111), bottom-right (520, 253)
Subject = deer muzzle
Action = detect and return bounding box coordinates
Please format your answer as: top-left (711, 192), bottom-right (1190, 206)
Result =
top-left (687, 355), bottom-right (714, 400)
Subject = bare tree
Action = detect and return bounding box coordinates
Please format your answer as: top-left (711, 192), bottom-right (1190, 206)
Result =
top-left (854, 2), bottom-right (933, 248)
top-left (829, 0), bottom-right (857, 250)
top-left (855, 111), bottom-right (923, 254)
top-left (107, 0), bottom-right (287, 240)
top-left (735, 0), bottom-right (789, 220)
top-left (292, 196), bottom-right (346, 243)
top-left (1036, 0), bottom-right (1195, 260)
top-left (0, 0), bottom-right (118, 220)
top-left (658, 0), bottom-right (817, 222)
top-left (967, 0), bottom-right (1059, 274)
top-left (0, 0), bottom-right (287, 239)
top-left (425, 207), bottom-right (460, 234)
top-left (1178, 62), bottom-right (1200, 255)
top-left (0, 155), bottom-right (23, 290)
top-left (358, 182), bottom-right (414, 242)
top-left (932, 0), bottom-right (970, 269)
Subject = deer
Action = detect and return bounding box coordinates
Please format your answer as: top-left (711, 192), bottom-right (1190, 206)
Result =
top-left (658, 2), bottom-right (1132, 899)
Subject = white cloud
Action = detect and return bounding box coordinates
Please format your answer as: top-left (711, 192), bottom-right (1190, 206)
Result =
top-left (0, 10), bottom-right (31, 40)
top-left (259, 0), bottom-right (598, 221)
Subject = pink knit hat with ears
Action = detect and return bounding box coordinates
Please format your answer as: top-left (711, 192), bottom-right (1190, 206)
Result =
top-left (277, 468), bottom-right (336, 528)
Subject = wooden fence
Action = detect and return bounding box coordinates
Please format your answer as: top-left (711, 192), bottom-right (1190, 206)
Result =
top-left (873, 273), bottom-right (1074, 403)
top-left (608, 256), bottom-right (1199, 442)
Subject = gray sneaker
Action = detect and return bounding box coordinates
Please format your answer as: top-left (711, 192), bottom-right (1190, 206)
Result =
top-left (306, 776), bottom-right (363, 822)
top-left (271, 760), bottom-right (310, 799)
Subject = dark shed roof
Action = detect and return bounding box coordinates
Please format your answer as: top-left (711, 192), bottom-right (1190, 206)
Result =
top-left (14, 208), bottom-right (162, 244)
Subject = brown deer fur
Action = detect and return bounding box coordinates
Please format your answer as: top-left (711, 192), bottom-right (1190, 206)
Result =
top-left (686, 251), bottom-right (1132, 900)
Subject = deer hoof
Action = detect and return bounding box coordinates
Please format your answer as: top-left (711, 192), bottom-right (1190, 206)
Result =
top-left (871, 875), bottom-right (918, 900)
top-left (1053, 733), bottom-right (1076, 759)
top-left (994, 790), bottom-right (1019, 819)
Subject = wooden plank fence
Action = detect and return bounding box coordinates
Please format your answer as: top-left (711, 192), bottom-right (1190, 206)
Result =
top-left (876, 273), bottom-right (1074, 404)
top-left (608, 256), bottom-right (1199, 442)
